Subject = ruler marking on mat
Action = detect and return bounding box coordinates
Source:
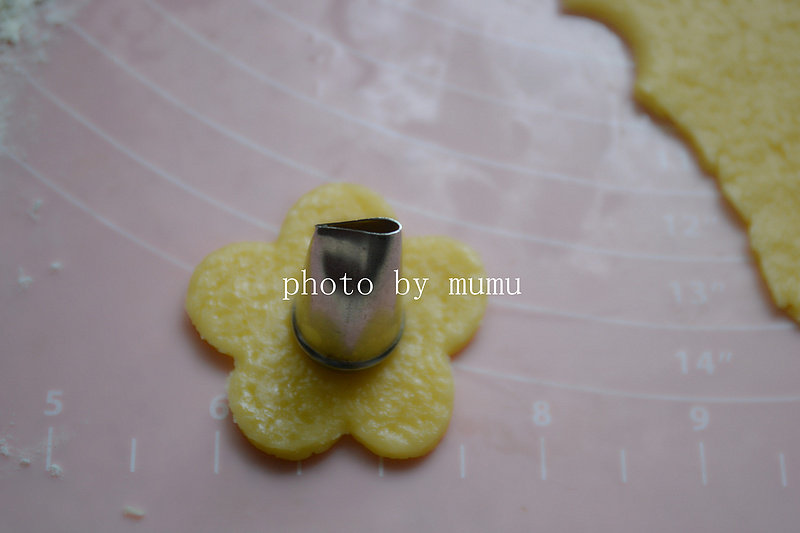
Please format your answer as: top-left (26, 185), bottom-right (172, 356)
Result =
top-left (214, 431), bottom-right (220, 475)
top-left (460, 444), bottom-right (466, 479)
top-left (540, 437), bottom-right (547, 481)
top-left (699, 441), bottom-right (708, 486)
top-left (45, 427), bottom-right (53, 471)
top-left (620, 449), bottom-right (628, 484)
top-left (779, 452), bottom-right (788, 487)
top-left (130, 438), bottom-right (137, 473)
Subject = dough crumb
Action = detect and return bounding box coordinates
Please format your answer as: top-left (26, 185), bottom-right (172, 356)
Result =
top-left (19, 457), bottom-right (31, 467)
top-left (123, 506), bottom-right (146, 520)
top-left (47, 463), bottom-right (62, 478)
top-left (17, 266), bottom-right (33, 289)
top-left (28, 198), bottom-right (42, 220)
top-left (0, 0), bottom-right (87, 150)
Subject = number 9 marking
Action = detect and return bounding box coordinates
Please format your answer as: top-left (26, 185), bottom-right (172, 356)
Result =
top-left (690, 406), bottom-right (709, 431)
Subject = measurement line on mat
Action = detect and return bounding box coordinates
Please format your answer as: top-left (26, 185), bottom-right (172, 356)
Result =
top-left (130, 438), bottom-right (137, 473)
top-left (699, 441), bottom-right (708, 486)
top-left (16, 68), bottom-right (275, 233)
top-left (65, 21), bottom-right (733, 264)
top-left (460, 444), bottom-right (466, 479)
top-left (4, 150), bottom-right (192, 272)
top-left (143, 0), bottom-right (710, 198)
top-left (250, 0), bottom-right (627, 128)
top-left (375, 0), bottom-right (628, 66)
top-left (540, 437), bottom-right (547, 481)
top-left (779, 452), bottom-right (788, 487)
top-left (214, 431), bottom-right (220, 474)
top-left (620, 449), bottom-right (628, 484)
top-left (45, 426), bottom-right (53, 471)
top-left (455, 363), bottom-right (800, 403)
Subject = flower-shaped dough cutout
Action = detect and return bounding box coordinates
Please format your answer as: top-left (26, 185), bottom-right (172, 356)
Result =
top-left (186, 184), bottom-right (486, 460)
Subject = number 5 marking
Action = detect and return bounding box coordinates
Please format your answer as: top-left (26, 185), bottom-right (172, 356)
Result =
top-left (44, 390), bottom-right (63, 416)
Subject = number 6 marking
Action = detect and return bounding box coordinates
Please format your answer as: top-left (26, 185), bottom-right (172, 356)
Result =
top-left (209, 394), bottom-right (229, 420)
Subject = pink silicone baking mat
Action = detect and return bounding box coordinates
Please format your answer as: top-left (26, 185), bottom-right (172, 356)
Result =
top-left (2, 0), bottom-right (798, 531)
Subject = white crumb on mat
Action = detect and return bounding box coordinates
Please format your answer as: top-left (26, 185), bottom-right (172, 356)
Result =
top-left (0, 436), bottom-right (17, 463)
top-left (0, 428), bottom-right (69, 471)
top-left (0, 0), bottom-right (84, 47)
top-left (49, 260), bottom-right (62, 272)
top-left (123, 506), bottom-right (146, 520)
top-left (0, 0), bottom-right (88, 150)
top-left (47, 463), bottom-right (62, 477)
top-left (17, 266), bottom-right (33, 289)
top-left (0, 0), bottom-right (33, 46)
top-left (28, 198), bottom-right (42, 220)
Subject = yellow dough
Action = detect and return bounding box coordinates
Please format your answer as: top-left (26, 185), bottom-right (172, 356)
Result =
top-left (186, 184), bottom-right (486, 460)
top-left (565, 0), bottom-right (800, 322)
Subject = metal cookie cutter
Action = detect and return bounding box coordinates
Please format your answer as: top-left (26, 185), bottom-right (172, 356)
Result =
top-left (292, 217), bottom-right (404, 371)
